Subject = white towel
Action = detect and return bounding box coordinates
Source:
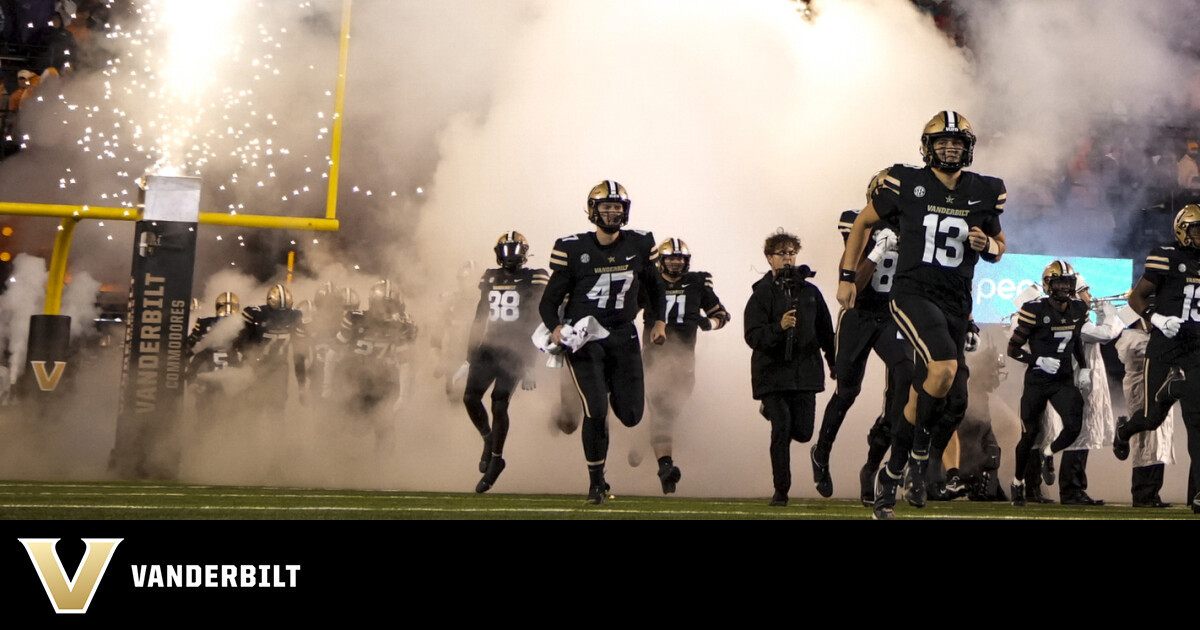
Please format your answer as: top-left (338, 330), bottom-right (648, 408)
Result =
top-left (531, 317), bottom-right (611, 367)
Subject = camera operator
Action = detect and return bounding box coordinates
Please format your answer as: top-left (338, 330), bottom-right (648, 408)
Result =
top-left (744, 230), bottom-right (836, 506)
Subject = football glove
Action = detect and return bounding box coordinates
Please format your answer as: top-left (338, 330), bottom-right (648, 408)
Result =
top-left (1035, 356), bottom-right (1061, 375)
top-left (866, 228), bottom-right (899, 264)
top-left (1151, 313), bottom-right (1184, 338)
top-left (1075, 367), bottom-right (1092, 396)
top-left (452, 361), bottom-right (470, 384)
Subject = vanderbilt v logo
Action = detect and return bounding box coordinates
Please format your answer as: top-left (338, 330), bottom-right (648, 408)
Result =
top-left (29, 361), bottom-right (67, 392)
top-left (19, 538), bottom-right (122, 614)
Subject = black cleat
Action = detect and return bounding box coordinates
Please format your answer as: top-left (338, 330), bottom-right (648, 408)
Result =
top-left (1156, 366), bottom-right (1186, 404)
top-left (811, 445), bottom-right (833, 498)
top-left (657, 461), bottom-right (682, 495)
top-left (1113, 417), bottom-right (1130, 461)
top-left (903, 460), bottom-right (928, 508)
top-left (1042, 454), bottom-right (1055, 486)
top-left (1026, 484), bottom-right (1056, 504)
top-left (586, 483), bottom-right (608, 505)
top-left (1060, 492), bottom-right (1104, 506)
top-left (769, 491), bottom-right (788, 507)
top-left (1011, 481), bottom-right (1026, 506)
top-left (475, 457), bottom-right (506, 494)
top-left (872, 468), bottom-right (899, 520)
top-left (1132, 499), bottom-right (1171, 508)
top-left (859, 462), bottom-right (877, 507)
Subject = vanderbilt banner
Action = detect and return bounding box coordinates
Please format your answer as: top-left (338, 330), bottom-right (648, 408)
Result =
top-left (111, 177), bottom-right (200, 479)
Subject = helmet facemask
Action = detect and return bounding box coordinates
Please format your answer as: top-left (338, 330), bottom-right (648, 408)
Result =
top-left (921, 111), bottom-right (975, 172)
top-left (494, 241), bottom-right (528, 272)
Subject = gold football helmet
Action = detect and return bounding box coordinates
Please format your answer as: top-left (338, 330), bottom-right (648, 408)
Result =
top-left (313, 281), bottom-right (338, 311)
top-left (216, 291), bottom-right (240, 317)
top-left (341, 287), bottom-right (360, 311)
top-left (266, 284), bottom-right (293, 311)
top-left (866, 168), bottom-right (890, 203)
top-left (1041, 260), bottom-right (1077, 301)
top-left (658, 237), bottom-right (691, 278)
top-left (494, 231), bottom-right (530, 270)
top-left (920, 111), bottom-right (975, 171)
top-left (586, 180), bottom-right (630, 233)
top-left (1175, 204), bottom-right (1200, 247)
top-left (368, 279), bottom-right (404, 319)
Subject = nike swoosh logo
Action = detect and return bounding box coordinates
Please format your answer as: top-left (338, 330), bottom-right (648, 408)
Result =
top-left (626, 255), bottom-right (637, 261)
top-left (681, 284), bottom-right (691, 288)
top-left (967, 200), bottom-right (982, 206)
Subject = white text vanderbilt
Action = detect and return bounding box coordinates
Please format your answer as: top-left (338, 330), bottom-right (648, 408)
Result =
top-left (131, 564), bottom-right (301, 588)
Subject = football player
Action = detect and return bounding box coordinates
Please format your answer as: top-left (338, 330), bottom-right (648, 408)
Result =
top-left (236, 284), bottom-right (307, 411)
top-left (297, 282), bottom-right (358, 407)
top-left (330, 279), bottom-right (419, 454)
top-left (538, 180), bottom-right (667, 504)
top-left (1041, 276), bottom-right (1121, 506)
top-left (637, 237), bottom-right (730, 494)
top-left (186, 291), bottom-right (243, 418)
top-left (1113, 205), bottom-right (1200, 513)
top-left (812, 172), bottom-right (913, 503)
top-left (1006, 260), bottom-right (1090, 506)
top-left (462, 232), bottom-right (549, 493)
top-left (837, 111), bottom-right (1007, 519)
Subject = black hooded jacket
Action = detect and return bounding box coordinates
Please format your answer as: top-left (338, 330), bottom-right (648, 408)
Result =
top-left (743, 269), bottom-right (835, 399)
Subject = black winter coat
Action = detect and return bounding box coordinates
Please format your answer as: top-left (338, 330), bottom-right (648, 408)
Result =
top-left (743, 271), bottom-right (835, 399)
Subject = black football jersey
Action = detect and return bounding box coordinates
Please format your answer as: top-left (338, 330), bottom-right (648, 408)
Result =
top-left (839, 208), bottom-right (899, 314)
top-left (642, 270), bottom-right (728, 346)
top-left (540, 229), bottom-right (665, 329)
top-left (873, 165), bottom-right (1005, 315)
top-left (335, 311), bottom-right (418, 365)
top-left (1141, 244), bottom-right (1200, 357)
top-left (237, 306), bottom-right (303, 363)
top-left (472, 267), bottom-right (549, 353)
top-left (186, 316), bottom-right (241, 377)
top-left (1012, 298), bottom-right (1089, 380)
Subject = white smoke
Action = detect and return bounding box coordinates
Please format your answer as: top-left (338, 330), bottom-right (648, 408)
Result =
top-left (0, 0), bottom-right (1196, 502)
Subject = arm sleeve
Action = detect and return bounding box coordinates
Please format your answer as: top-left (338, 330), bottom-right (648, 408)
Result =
top-left (700, 274), bottom-right (730, 328)
top-left (813, 286), bottom-right (836, 366)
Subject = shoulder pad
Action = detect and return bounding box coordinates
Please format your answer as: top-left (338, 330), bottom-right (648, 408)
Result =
top-left (838, 209), bottom-right (860, 235)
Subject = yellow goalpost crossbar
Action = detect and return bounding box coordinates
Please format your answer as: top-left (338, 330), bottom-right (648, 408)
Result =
top-left (0, 0), bottom-right (353, 316)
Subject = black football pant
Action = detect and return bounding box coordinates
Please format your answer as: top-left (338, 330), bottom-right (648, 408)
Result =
top-left (761, 390), bottom-right (816, 496)
top-left (565, 323), bottom-right (644, 466)
top-left (1120, 354), bottom-right (1200, 505)
top-left (1015, 376), bottom-right (1083, 485)
top-left (463, 346), bottom-right (524, 456)
top-left (644, 342), bottom-right (696, 453)
top-left (816, 310), bottom-right (912, 464)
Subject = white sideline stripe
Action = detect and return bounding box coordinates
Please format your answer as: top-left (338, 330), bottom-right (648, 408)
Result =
top-left (0, 503), bottom-right (802, 517)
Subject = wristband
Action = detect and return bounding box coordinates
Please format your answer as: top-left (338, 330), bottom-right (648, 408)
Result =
top-left (839, 268), bottom-right (857, 283)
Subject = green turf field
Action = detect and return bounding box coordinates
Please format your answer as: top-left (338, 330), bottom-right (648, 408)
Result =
top-left (0, 480), bottom-right (1194, 519)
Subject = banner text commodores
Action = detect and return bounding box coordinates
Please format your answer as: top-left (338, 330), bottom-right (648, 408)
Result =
top-left (133, 273), bottom-right (188, 410)
top-left (131, 564), bottom-right (301, 588)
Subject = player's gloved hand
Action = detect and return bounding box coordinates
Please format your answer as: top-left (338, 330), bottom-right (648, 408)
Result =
top-left (1035, 356), bottom-right (1061, 375)
top-left (965, 321), bottom-right (981, 352)
top-left (867, 228), bottom-right (899, 263)
top-left (1151, 313), bottom-right (1184, 338)
top-left (452, 361), bottom-right (470, 384)
top-left (521, 372), bottom-right (536, 391)
top-left (1075, 367), bottom-right (1092, 396)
